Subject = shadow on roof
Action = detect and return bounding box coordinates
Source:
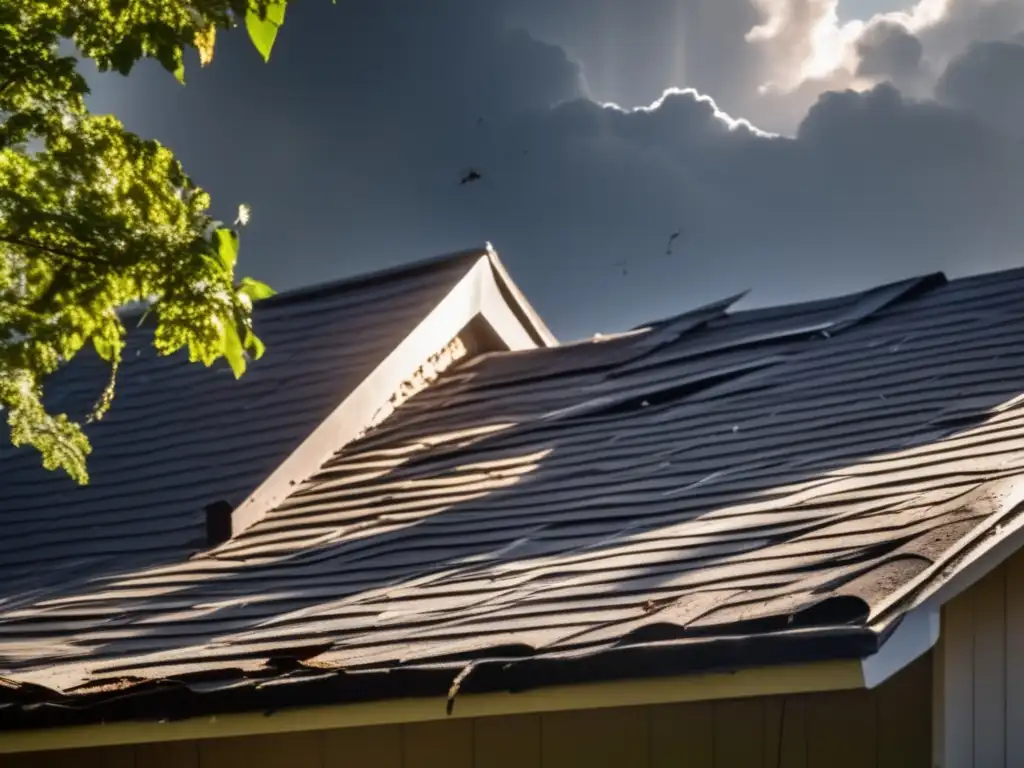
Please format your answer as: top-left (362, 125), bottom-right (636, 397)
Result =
top-left (5, 266), bottom-right (1024, 715)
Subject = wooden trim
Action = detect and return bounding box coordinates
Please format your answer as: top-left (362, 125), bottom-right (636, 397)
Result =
top-left (861, 606), bottom-right (939, 689)
top-left (932, 620), bottom-right (946, 768)
top-left (939, 583), bottom-right (976, 767)
top-left (0, 660), bottom-right (865, 754)
top-left (1006, 552), bottom-right (1024, 764)
top-left (484, 243), bottom-right (557, 347)
top-left (972, 568), bottom-right (1007, 767)
top-left (477, 257), bottom-right (542, 351)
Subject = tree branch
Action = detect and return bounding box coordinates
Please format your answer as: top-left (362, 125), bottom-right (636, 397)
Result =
top-left (0, 65), bottom-right (34, 99)
top-left (0, 234), bottom-right (106, 266)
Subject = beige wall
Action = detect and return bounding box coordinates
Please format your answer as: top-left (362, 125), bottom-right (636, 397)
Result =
top-left (934, 546), bottom-right (1024, 768)
top-left (8, 655), bottom-right (930, 768)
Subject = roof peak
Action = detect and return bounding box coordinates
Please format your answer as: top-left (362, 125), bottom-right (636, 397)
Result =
top-left (258, 246), bottom-right (490, 310)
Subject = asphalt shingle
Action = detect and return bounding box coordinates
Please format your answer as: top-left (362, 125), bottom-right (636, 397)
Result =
top-left (0, 250), bottom-right (488, 589)
top-left (5, 264), bottom-right (1024, 726)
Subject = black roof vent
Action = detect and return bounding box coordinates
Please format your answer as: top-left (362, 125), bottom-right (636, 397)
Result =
top-left (205, 500), bottom-right (234, 547)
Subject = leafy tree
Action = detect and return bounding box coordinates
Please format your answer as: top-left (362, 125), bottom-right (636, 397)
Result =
top-left (1, 0), bottom-right (289, 483)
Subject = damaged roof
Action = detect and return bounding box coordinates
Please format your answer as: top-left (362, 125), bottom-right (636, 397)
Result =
top-left (5, 264), bottom-right (1024, 728)
top-left (0, 246), bottom-right (551, 596)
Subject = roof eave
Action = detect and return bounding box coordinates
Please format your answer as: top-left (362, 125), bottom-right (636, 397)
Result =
top-left (0, 655), bottom-right (866, 754)
top-left (853, 475), bottom-right (1024, 691)
top-left (0, 623), bottom-right (881, 746)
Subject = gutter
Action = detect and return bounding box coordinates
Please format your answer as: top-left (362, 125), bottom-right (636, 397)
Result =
top-left (0, 658), bottom-right (863, 754)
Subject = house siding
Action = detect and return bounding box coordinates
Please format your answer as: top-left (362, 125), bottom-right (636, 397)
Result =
top-left (934, 546), bottom-right (1024, 768)
top-left (7, 656), bottom-right (930, 768)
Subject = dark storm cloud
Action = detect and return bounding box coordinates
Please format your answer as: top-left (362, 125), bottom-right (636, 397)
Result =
top-left (85, 0), bottom-right (1024, 339)
top-left (85, 0), bottom-right (585, 282)
top-left (855, 20), bottom-right (924, 81)
top-left (936, 40), bottom-right (1024, 139)
top-left (914, 0), bottom-right (1024, 69)
top-left (448, 84), bottom-right (1024, 335)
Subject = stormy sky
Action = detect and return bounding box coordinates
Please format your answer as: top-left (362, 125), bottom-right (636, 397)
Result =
top-left (85, 0), bottom-right (1024, 339)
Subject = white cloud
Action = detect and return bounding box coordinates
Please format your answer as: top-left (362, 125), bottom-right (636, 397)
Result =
top-left (602, 87), bottom-right (777, 137)
top-left (743, 0), bottom-right (1024, 133)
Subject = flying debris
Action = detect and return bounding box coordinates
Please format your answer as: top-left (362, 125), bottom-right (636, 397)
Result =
top-left (665, 228), bottom-right (683, 255)
top-left (460, 169), bottom-right (482, 185)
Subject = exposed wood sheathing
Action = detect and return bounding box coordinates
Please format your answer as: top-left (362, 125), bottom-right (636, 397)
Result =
top-left (364, 335), bottom-right (470, 435)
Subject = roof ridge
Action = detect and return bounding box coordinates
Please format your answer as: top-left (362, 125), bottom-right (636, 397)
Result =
top-left (256, 247), bottom-right (489, 309)
top-left (114, 247), bottom-right (492, 326)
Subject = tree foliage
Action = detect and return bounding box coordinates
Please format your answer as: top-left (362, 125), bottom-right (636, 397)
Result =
top-left (1, 0), bottom-right (288, 483)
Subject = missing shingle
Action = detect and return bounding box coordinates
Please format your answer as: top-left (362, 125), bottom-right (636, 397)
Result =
top-left (789, 595), bottom-right (870, 627)
top-left (541, 362), bottom-right (779, 425)
top-left (361, 335), bottom-right (470, 437)
top-left (600, 368), bottom-right (761, 415)
top-left (264, 642), bottom-right (334, 673)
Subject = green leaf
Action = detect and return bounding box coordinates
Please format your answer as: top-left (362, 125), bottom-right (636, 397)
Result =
top-left (246, 0), bottom-right (287, 62)
top-left (3, 1), bottom-right (276, 481)
top-left (108, 37), bottom-right (143, 75)
top-left (221, 321), bottom-right (246, 379)
top-left (215, 228), bottom-right (239, 272)
top-left (238, 276), bottom-right (276, 301)
top-left (92, 334), bottom-right (116, 361)
top-left (244, 329), bottom-right (266, 360)
top-left (159, 43), bottom-right (185, 82)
